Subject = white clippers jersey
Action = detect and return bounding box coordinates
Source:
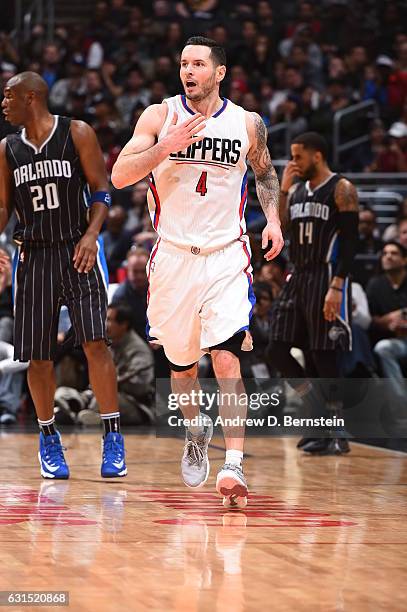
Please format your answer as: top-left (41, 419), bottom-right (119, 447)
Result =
top-left (147, 95), bottom-right (250, 250)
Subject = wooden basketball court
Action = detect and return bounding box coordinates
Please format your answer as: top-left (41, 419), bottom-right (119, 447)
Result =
top-left (0, 432), bottom-right (406, 611)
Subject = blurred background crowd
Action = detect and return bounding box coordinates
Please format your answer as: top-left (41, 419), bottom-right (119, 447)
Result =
top-left (0, 0), bottom-right (406, 429)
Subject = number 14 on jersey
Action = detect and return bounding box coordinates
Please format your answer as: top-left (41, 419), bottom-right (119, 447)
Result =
top-left (299, 221), bottom-right (313, 245)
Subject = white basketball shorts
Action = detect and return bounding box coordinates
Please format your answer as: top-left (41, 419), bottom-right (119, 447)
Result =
top-left (146, 236), bottom-right (255, 366)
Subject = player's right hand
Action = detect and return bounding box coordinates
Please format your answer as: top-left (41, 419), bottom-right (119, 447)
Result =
top-left (281, 161), bottom-right (300, 192)
top-left (163, 112), bottom-right (206, 153)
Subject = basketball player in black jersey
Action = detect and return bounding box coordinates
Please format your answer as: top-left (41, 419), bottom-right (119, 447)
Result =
top-left (0, 72), bottom-right (127, 478)
top-left (268, 132), bottom-right (359, 455)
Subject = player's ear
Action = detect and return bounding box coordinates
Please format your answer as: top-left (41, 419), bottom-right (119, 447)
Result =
top-left (25, 91), bottom-right (35, 105)
top-left (314, 151), bottom-right (322, 165)
top-left (216, 65), bottom-right (226, 84)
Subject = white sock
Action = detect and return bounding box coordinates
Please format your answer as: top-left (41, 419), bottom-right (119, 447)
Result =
top-left (187, 412), bottom-right (205, 436)
top-left (225, 449), bottom-right (243, 466)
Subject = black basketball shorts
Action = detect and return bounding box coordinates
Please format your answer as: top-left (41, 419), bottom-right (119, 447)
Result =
top-left (13, 240), bottom-right (108, 361)
top-left (269, 265), bottom-right (352, 352)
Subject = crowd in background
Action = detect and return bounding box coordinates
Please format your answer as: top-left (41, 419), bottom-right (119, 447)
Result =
top-left (0, 0), bottom-right (407, 427)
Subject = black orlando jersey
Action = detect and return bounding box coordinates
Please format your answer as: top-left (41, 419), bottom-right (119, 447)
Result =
top-left (288, 173), bottom-right (342, 269)
top-left (6, 115), bottom-right (89, 245)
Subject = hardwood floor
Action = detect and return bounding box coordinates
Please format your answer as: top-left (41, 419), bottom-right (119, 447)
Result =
top-left (0, 432), bottom-right (406, 611)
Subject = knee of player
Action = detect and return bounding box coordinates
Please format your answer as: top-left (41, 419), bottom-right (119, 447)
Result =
top-left (211, 349), bottom-right (240, 379)
top-left (170, 362), bottom-right (198, 380)
top-left (82, 339), bottom-right (110, 360)
top-left (29, 359), bottom-right (53, 372)
top-left (374, 339), bottom-right (395, 357)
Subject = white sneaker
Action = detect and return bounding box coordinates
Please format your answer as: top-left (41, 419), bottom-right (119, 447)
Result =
top-left (216, 463), bottom-right (248, 509)
top-left (181, 413), bottom-right (213, 488)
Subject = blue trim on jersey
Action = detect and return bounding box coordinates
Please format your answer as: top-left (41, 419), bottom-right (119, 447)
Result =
top-left (11, 248), bottom-right (18, 307)
top-left (180, 95), bottom-right (229, 118)
top-left (145, 316), bottom-right (158, 342)
top-left (329, 235), bottom-right (339, 267)
top-left (340, 277), bottom-right (348, 321)
top-left (240, 171), bottom-right (248, 198)
top-left (212, 98), bottom-right (228, 118)
top-left (97, 235), bottom-right (109, 288)
top-left (236, 275), bottom-right (256, 334)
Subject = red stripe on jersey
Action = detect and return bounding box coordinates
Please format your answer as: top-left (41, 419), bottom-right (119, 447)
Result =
top-left (238, 184), bottom-right (248, 236)
top-left (149, 177), bottom-right (161, 230)
top-left (242, 240), bottom-right (253, 284)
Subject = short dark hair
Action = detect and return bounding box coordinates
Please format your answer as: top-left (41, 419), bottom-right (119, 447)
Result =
top-left (291, 132), bottom-right (328, 160)
top-left (397, 215), bottom-right (407, 227)
top-left (108, 302), bottom-right (134, 330)
top-left (382, 241), bottom-right (407, 258)
top-left (360, 205), bottom-right (376, 218)
top-left (184, 36), bottom-right (226, 67)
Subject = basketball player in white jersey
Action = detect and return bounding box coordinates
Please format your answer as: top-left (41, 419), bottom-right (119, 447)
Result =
top-left (112, 37), bottom-right (283, 508)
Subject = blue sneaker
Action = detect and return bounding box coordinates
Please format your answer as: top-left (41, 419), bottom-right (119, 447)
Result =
top-left (38, 432), bottom-right (70, 479)
top-left (101, 432), bottom-right (127, 478)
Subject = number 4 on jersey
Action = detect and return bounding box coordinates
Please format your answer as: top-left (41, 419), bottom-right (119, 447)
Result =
top-left (195, 171), bottom-right (208, 197)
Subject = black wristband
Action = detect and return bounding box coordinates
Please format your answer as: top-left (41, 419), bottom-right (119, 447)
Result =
top-left (281, 190), bottom-right (289, 196)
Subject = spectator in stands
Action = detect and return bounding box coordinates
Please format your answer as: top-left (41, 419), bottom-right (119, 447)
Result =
top-left (371, 121), bottom-right (407, 172)
top-left (116, 67), bottom-right (150, 124)
top-left (256, 1), bottom-right (280, 51)
top-left (397, 216), bottom-right (407, 250)
top-left (101, 205), bottom-right (134, 281)
top-left (353, 207), bottom-right (384, 288)
top-left (388, 40), bottom-right (407, 118)
top-left (0, 248), bottom-right (13, 344)
top-left (49, 54), bottom-right (86, 113)
top-left (175, 0), bottom-right (219, 21)
top-left (257, 255), bottom-right (287, 299)
top-left (124, 180), bottom-right (149, 234)
top-left (56, 303), bottom-right (155, 426)
top-left (339, 282), bottom-right (376, 377)
top-left (0, 341), bottom-right (29, 426)
top-left (83, 69), bottom-right (109, 115)
top-left (362, 57), bottom-right (393, 114)
top-left (111, 248), bottom-right (149, 340)
top-left (249, 282), bottom-right (274, 374)
top-left (348, 119), bottom-right (386, 172)
top-left (367, 241), bottom-right (407, 403)
top-left (273, 94), bottom-right (308, 137)
top-left (41, 43), bottom-right (62, 90)
top-left (383, 198), bottom-right (407, 242)
top-left (79, 303), bottom-right (154, 425)
top-left (268, 65), bottom-right (304, 116)
top-left (345, 46), bottom-right (369, 89)
top-left (69, 91), bottom-right (94, 124)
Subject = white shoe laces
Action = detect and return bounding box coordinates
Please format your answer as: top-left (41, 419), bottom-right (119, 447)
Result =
top-left (184, 439), bottom-right (205, 467)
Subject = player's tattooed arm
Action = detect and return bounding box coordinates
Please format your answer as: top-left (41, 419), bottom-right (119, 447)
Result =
top-left (247, 112), bottom-right (280, 221)
top-left (0, 139), bottom-right (14, 235)
top-left (334, 178), bottom-right (359, 212)
top-left (246, 112), bottom-right (284, 260)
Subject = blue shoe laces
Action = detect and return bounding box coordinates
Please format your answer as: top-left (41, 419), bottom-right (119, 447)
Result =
top-left (103, 436), bottom-right (123, 463)
top-left (44, 436), bottom-right (66, 465)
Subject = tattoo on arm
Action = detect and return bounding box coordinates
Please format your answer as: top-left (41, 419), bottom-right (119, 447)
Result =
top-left (248, 113), bottom-right (280, 220)
top-left (335, 178), bottom-right (359, 211)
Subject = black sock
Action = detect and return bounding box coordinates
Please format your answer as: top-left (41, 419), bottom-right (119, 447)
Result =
top-left (101, 412), bottom-right (121, 436)
top-left (38, 417), bottom-right (57, 437)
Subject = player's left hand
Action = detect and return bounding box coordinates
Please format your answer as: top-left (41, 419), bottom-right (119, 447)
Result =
top-left (73, 233), bottom-right (98, 274)
top-left (262, 221), bottom-right (284, 261)
top-left (323, 288), bottom-right (342, 322)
